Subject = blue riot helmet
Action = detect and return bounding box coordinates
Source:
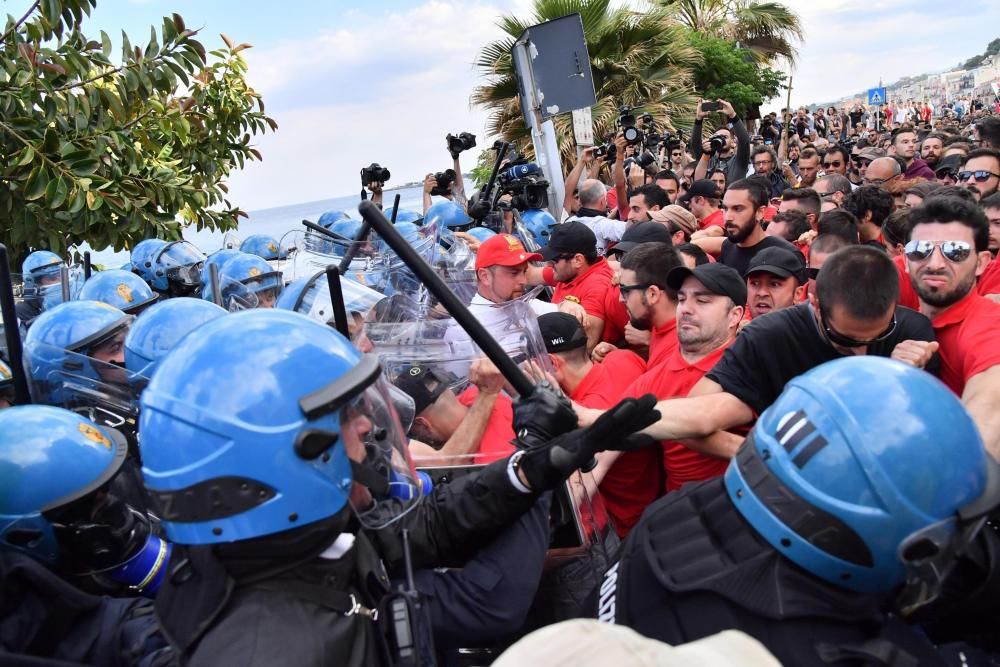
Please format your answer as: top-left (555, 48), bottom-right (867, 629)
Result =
top-left (124, 298), bottom-right (227, 380)
top-left (139, 310), bottom-right (423, 545)
top-left (20, 250), bottom-right (81, 311)
top-left (240, 234), bottom-right (285, 261)
top-left (0, 405), bottom-right (171, 596)
top-left (148, 240), bottom-right (205, 296)
top-left (199, 248), bottom-right (242, 302)
top-left (23, 301), bottom-right (138, 413)
top-left (465, 226), bottom-right (497, 243)
top-left (725, 356), bottom-right (999, 600)
top-left (330, 217), bottom-right (363, 242)
top-left (218, 253), bottom-right (284, 310)
top-left (382, 204), bottom-right (422, 224)
top-left (79, 270), bottom-right (158, 315)
top-left (129, 239), bottom-right (167, 283)
top-left (0, 357), bottom-right (13, 406)
top-left (520, 209), bottom-right (557, 248)
top-left (425, 200), bottom-right (471, 230)
top-left (317, 209), bottom-right (349, 228)
top-left (276, 271), bottom-right (383, 331)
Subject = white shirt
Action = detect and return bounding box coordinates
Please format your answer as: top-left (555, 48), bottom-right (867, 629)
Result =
top-left (568, 214), bottom-right (626, 255)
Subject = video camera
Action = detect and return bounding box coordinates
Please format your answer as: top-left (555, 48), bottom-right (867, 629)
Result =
top-left (361, 163), bottom-right (390, 188)
top-left (446, 132), bottom-right (477, 160)
top-left (431, 169), bottom-right (456, 197)
top-left (618, 105), bottom-right (642, 146)
top-left (499, 160), bottom-right (549, 211)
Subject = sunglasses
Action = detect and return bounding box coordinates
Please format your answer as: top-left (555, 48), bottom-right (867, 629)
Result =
top-left (957, 170), bottom-right (1000, 183)
top-left (821, 309), bottom-right (897, 348)
top-left (851, 158), bottom-right (872, 167)
top-left (619, 283), bottom-right (651, 298)
top-left (822, 161), bottom-right (843, 168)
top-left (807, 267), bottom-right (821, 280)
top-left (863, 174), bottom-right (898, 186)
top-left (552, 254), bottom-right (578, 262)
top-left (904, 240), bottom-right (973, 263)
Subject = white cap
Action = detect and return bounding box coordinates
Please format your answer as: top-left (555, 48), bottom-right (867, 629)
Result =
top-left (493, 620), bottom-right (783, 667)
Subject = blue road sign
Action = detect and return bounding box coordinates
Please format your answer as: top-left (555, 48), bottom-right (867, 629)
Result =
top-left (868, 87), bottom-right (886, 106)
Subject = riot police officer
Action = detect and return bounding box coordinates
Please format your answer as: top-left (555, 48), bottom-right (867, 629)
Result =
top-left (141, 309), bottom-right (656, 666)
top-left (590, 357), bottom-right (1000, 666)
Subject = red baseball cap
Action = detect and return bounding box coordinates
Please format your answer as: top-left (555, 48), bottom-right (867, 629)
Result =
top-left (475, 234), bottom-right (543, 270)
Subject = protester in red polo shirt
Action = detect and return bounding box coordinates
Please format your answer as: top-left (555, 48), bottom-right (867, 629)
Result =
top-left (596, 221), bottom-right (677, 352)
top-left (395, 359), bottom-right (515, 466)
top-left (679, 179), bottom-right (725, 231)
top-left (618, 242), bottom-right (686, 369)
top-left (904, 195), bottom-right (1000, 460)
top-left (535, 222), bottom-right (614, 349)
top-left (538, 312), bottom-right (646, 536)
top-left (628, 262), bottom-right (746, 493)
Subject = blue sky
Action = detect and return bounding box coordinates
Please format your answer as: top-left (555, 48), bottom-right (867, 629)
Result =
top-left (86, 0), bottom-right (999, 212)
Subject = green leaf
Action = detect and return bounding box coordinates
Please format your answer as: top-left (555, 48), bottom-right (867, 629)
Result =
top-left (25, 166), bottom-right (49, 201)
top-left (49, 176), bottom-right (70, 209)
top-left (70, 158), bottom-right (100, 175)
top-left (101, 30), bottom-right (112, 57)
top-left (16, 146), bottom-right (35, 167)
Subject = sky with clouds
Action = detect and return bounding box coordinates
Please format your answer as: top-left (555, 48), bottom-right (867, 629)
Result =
top-left (92, 0), bottom-right (999, 212)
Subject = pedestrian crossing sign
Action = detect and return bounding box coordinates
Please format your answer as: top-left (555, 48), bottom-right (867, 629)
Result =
top-left (868, 88), bottom-right (886, 106)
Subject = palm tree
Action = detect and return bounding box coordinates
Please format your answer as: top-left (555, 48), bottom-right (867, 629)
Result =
top-left (657, 0), bottom-right (802, 64)
top-left (472, 0), bottom-right (700, 166)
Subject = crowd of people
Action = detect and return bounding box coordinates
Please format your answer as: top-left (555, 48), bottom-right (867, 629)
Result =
top-left (3, 94), bottom-right (1000, 667)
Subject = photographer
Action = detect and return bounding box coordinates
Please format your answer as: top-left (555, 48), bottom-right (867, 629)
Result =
top-left (760, 113), bottom-right (781, 146)
top-left (691, 99), bottom-right (751, 185)
top-left (422, 133), bottom-right (473, 214)
top-left (564, 146), bottom-right (607, 219)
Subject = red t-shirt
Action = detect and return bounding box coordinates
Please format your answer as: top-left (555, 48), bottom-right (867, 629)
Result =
top-left (930, 291), bottom-right (1000, 396)
top-left (600, 285), bottom-right (629, 345)
top-left (700, 208), bottom-right (724, 230)
top-left (457, 386), bottom-right (516, 464)
top-left (571, 350), bottom-right (649, 538)
top-left (895, 254), bottom-right (1000, 310)
top-left (646, 319), bottom-right (679, 370)
top-left (626, 344), bottom-right (731, 493)
top-left (546, 258), bottom-right (614, 317)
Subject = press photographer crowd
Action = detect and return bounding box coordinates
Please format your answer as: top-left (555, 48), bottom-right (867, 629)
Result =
top-left (7, 39), bottom-right (1000, 665)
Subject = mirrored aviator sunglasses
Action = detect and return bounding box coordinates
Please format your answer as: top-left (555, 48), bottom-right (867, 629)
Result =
top-left (903, 240), bottom-right (973, 263)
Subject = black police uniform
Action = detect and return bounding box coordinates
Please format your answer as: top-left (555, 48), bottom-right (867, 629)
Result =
top-left (0, 551), bottom-right (172, 666)
top-left (154, 457), bottom-right (545, 667)
top-left (589, 477), bottom-right (949, 666)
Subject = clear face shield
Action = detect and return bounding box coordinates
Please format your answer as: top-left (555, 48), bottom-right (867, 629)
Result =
top-left (25, 338), bottom-right (149, 430)
top-left (240, 271), bottom-right (284, 309)
top-left (157, 242), bottom-right (205, 294)
top-left (301, 358), bottom-right (424, 529)
top-left (20, 267), bottom-right (84, 311)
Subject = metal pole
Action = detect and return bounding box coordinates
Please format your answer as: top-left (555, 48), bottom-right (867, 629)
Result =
top-left (0, 244), bottom-right (31, 404)
top-left (83, 251), bottom-right (92, 280)
top-left (60, 265), bottom-right (70, 302)
top-left (209, 263), bottom-right (223, 307)
top-left (325, 265), bottom-right (350, 339)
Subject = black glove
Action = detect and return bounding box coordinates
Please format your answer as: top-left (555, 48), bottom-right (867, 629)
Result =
top-left (516, 394), bottom-right (660, 492)
top-left (512, 382), bottom-right (578, 451)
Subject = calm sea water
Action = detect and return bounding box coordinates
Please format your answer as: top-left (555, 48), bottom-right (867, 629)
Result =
top-left (89, 185), bottom-right (427, 266)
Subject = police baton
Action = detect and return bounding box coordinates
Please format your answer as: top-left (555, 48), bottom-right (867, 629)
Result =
top-left (0, 244), bottom-right (32, 404)
top-left (324, 265), bottom-right (350, 339)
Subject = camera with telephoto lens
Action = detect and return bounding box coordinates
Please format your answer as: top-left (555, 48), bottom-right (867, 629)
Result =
top-left (446, 132), bottom-right (477, 159)
top-left (709, 135), bottom-right (727, 154)
top-left (499, 161), bottom-right (549, 211)
top-left (618, 105), bottom-right (643, 146)
top-left (361, 163), bottom-right (390, 188)
top-left (431, 169), bottom-right (456, 197)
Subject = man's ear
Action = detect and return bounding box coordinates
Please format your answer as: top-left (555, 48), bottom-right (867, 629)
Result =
top-left (794, 284), bottom-right (808, 303)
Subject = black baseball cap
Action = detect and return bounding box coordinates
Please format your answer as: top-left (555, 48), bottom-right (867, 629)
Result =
top-left (606, 221), bottom-right (673, 257)
top-left (538, 312), bottom-right (588, 353)
top-left (934, 154), bottom-right (962, 176)
top-left (392, 365), bottom-right (451, 415)
top-left (539, 221), bottom-right (598, 261)
top-left (678, 179), bottom-right (722, 205)
top-left (744, 246), bottom-right (807, 284)
top-left (667, 263), bottom-right (747, 305)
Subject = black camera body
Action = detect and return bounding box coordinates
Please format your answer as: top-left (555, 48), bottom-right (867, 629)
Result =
top-left (592, 141), bottom-right (618, 162)
top-left (431, 169), bottom-right (456, 197)
top-left (709, 135), bottom-right (727, 154)
top-left (618, 105), bottom-right (643, 146)
top-left (447, 132), bottom-right (477, 159)
top-left (361, 163), bottom-right (390, 188)
top-left (499, 161), bottom-right (549, 211)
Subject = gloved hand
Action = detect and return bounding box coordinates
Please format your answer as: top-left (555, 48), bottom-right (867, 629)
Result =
top-left (512, 382), bottom-right (578, 450)
top-left (516, 394), bottom-right (660, 492)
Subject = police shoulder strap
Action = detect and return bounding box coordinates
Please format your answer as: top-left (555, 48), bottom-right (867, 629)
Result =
top-left (252, 580), bottom-right (378, 620)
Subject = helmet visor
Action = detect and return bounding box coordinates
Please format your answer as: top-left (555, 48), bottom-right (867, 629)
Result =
top-left (336, 376), bottom-right (423, 529)
top-left (166, 261), bottom-right (204, 288)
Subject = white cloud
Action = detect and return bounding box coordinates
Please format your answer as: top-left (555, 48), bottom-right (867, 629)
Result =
top-left (225, 0), bottom-right (523, 211)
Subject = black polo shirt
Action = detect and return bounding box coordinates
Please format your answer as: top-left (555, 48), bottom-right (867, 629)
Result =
top-left (719, 235), bottom-right (797, 277)
top-left (706, 303), bottom-right (937, 415)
